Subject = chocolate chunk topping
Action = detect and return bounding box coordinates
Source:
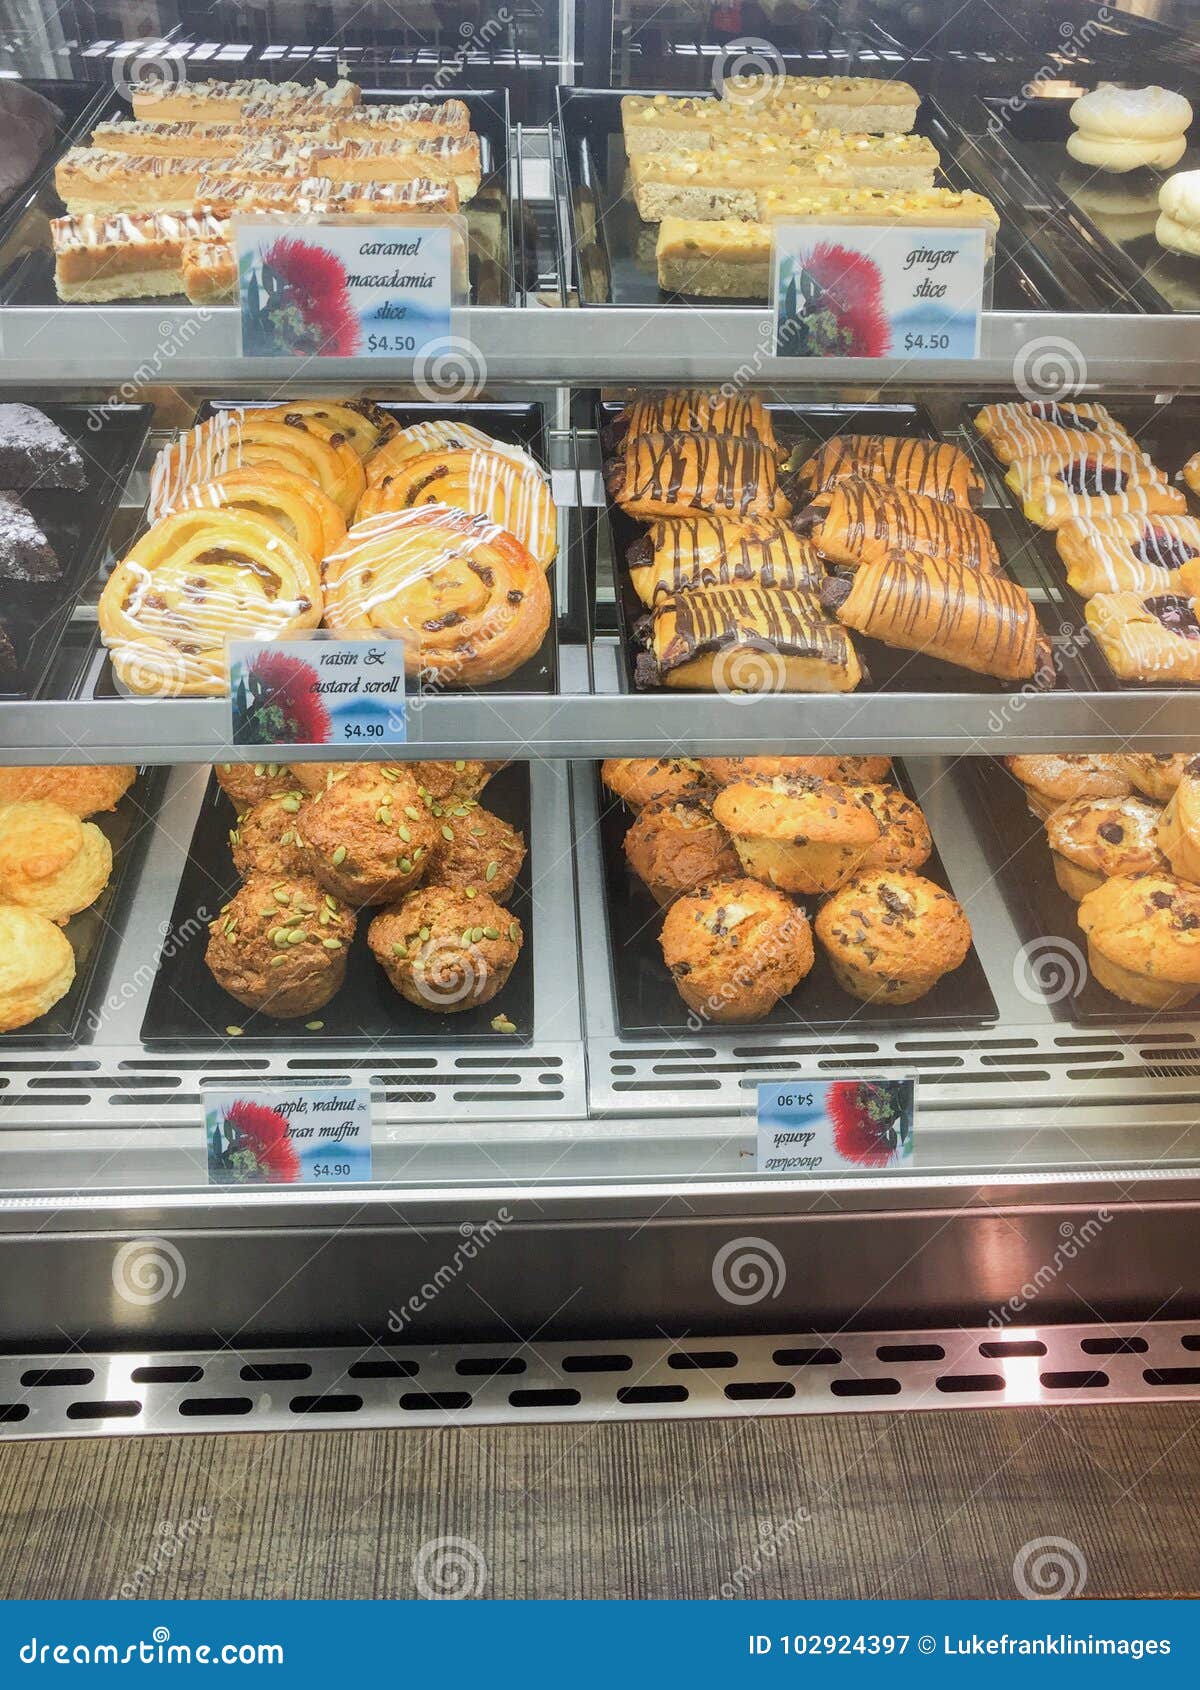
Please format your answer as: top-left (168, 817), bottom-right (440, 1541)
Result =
top-left (1098, 821), bottom-right (1125, 844)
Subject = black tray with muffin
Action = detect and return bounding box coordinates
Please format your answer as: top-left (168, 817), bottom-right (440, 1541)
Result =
top-left (597, 760), bottom-right (996, 1038)
top-left (961, 756), bottom-right (1197, 1026)
top-left (967, 393), bottom-right (1200, 690)
top-left (141, 762), bottom-right (533, 1048)
top-left (0, 400), bottom-right (151, 700)
top-left (603, 396), bottom-right (1086, 699)
top-left (0, 765), bottom-right (168, 1047)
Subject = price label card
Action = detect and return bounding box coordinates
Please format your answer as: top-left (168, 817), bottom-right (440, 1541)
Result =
top-left (204, 1087), bottom-right (372, 1186)
top-left (772, 223), bottom-right (988, 360)
top-left (234, 216), bottom-right (461, 361)
top-left (756, 1078), bottom-right (917, 1173)
top-left (228, 639), bottom-right (406, 746)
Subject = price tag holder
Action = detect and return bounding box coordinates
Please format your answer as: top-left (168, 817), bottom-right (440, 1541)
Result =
top-left (234, 215), bottom-right (463, 362)
top-left (755, 1078), bottom-right (917, 1174)
top-left (771, 222), bottom-right (989, 361)
top-left (204, 1086), bottom-right (372, 1186)
top-left (228, 637), bottom-right (407, 747)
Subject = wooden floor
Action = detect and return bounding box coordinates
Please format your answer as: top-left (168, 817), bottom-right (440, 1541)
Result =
top-left (1, 1404), bottom-right (1199, 1599)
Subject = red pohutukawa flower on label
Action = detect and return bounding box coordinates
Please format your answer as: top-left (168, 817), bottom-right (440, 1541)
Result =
top-left (233, 648), bottom-right (332, 744)
top-left (826, 1079), bottom-right (913, 1167)
top-left (256, 235), bottom-right (361, 358)
top-left (780, 242), bottom-right (891, 359)
top-left (214, 1099), bottom-right (300, 1183)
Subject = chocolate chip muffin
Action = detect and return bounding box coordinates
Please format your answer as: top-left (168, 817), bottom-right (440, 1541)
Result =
top-left (205, 872), bottom-right (356, 1019)
top-left (214, 760), bottom-right (296, 808)
top-left (1117, 752), bottom-right (1195, 804)
top-left (699, 755), bottom-right (892, 787)
top-left (815, 870), bottom-right (972, 1004)
top-left (601, 756), bottom-right (714, 811)
top-left (1157, 763), bottom-right (1200, 883)
top-left (624, 796), bottom-right (741, 906)
top-left (1077, 872), bottom-right (1200, 1008)
top-left (854, 784), bottom-right (933, 873)
top-left (368, 885), bottom-right (521, 1013)
top-left (296, 766), bottom-right (438, 905)
top-left (712, 775), bottom-right (880, 894)
top-left (660, 878), bottom-right (814, 1022)
top-left (424, 803), bottom-right (526, 903)
top-left (229, 788), bottom-right (309, 879)
top-left (1045, 794), bottom-right (1168, 900)
top-left (1005, 754), bottom-right (1131, 821)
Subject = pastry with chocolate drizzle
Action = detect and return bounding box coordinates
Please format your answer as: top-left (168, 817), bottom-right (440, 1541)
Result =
top-left (797, 475), bottom-right (999, 574)
top-left (605, 431), bottom-right (791, 522)
top-left (794, 434), bottom-right (982, 509)
top-left (635, 583), bottom-right (862, 691)
top-left (627, 513), bottom-right (822, 604)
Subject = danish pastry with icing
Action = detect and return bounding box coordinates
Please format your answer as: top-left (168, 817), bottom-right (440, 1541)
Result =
top-left (0, 905), bottom-right (75, 1032)
top-left (1055, 513), bottom-right (1200, 597)
top-left (98, 508), bottom-right (322, 697)
top-left (1068, 85), bottom-right (1192, 173)
top-left (256, 399), bottom-right (395, 458)
top-left (1005, 754), bottom-right (1132, 821)
top-left (0, 800), bottom-right (112, 925)
top-left (1118, 753), bottom-right (1196, 803)
top-left (357, 446), bottom-right (558, 570)
top-left (1085, 589), bottom-right (1200, 683)
top-left (635, 584), bottom-right (862, 692)
top-left (1005, 453), bottom-right (1185, 530)
top-left (148, 411), bottom-right (365, 522)
top-left (973, 399), bottom-right (1124, 443)
top-left (605, 391), bottom-right (782, 459)
top-left (322, 506), bottom-right (551, 686)
top-left (365, 421), bottom-right (544, 484)
top-left (160, 465), bottom-right (346, 562)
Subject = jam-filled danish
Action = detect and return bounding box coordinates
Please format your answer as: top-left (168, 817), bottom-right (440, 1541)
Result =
top-left (973, 399), bottom-right (1133, 465)
top-left (605, 432), bottom-right (791, 521)
top-left (634, 584), bottom-right (862, 692)
top-left (1055, 513), bottom-right (1200, 597)
top-left (1005, 450), bottom-right (1184, 530)
top-left (794, 434), bottom-right (983, 508)
top-left (356, 446), bottom-right (558, 570)
top-left (974, 399), bottom-right (1122, 441)
top-left (97, 508), bottom-right (323, 697)
top-left (797, 475), bottom-right (1000, 573)
top-left (626, 514), bottom-right (823, 604)
top-left (1085, 589), bottom-right (1200, 683)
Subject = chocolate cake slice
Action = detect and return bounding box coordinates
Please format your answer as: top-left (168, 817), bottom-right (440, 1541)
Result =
top-left (0, 490), bottom-right (60, 582)
top-left (0, 404), bottom-right (86, 490)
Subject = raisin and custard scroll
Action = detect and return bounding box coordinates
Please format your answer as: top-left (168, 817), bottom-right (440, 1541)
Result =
top-left (635, 584), bottom-right (862, 692)
top-left (605, 431), bottom-right (790, 521)
top-left (797, 476), bottom-right (1000, 573)
top-left (821, 549), bottom-right (1047, 682)
top-left (626, 515), bottom-right (823, 604)
top-left (794, 435), bottom-right (983, 508)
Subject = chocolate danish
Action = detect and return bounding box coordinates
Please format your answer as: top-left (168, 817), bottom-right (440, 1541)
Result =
top-left (605, 431), bottom-right (790, 521)
top-left (794, 434), bottom-right (983, 508)
top-left (797, 476), bottom-right (1000, 574)
top-left (626, 514), bottom-right (823, 604)
top-left (604, 391), bottom-right (782, 459)
top-left (635, 584), bottom-right (862, 691)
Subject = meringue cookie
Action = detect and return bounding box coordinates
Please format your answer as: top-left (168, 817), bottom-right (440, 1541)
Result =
top-left (1068, 84), bottom-right (1192, 174)
top-left (1156, 168), bottom-right (1200, 254)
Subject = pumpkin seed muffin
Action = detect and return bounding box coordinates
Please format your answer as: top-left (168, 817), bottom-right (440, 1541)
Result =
top-left (1117, 752), bottom-right (1195, 804)
top-left (410, 759), bottom-right (497, 808)
top-left (1157, 762), bottom-right (1200, 883)
top-left (712, 775), bottom-right (880, 893)
top-left (205, 872), bottom-right (356, 1020)
top-left (0, 764), bottom-right (134, 816)
top-left (424, 803), bottom-right (526, 904)
top-left (815, 870), bottom-right (972, 1004)
top-left (660, 878), bottom-right (814, 1022)
top-left (1005, 754), bottom-right (1131, 820)
top-left (623, 796), bottom-right (741, 906)
top-left (368, 885), bottom-right (521, 1013)
top-left (214, 760), bottom-right (296, 808)
top-left (296, 766), bottom-right (438, 906)
top-left (229, 788), bottom-right (309, 879)
top-left (1045, 794), bottom-right (1169, 901)
top-left (854, 784), bottom-right (933, 872)
top-left (289, 761), bottom-right (352, 793)
top-left (699, 755), bottom-right (892, 787)
top-left (601, 756), bottom-right (715, 810)
top-left (1076, 872), bottom-right (1200, 1008)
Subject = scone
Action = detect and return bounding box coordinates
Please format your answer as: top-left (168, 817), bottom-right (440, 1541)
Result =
top-left (296, 767), bottom-right (438, 905)
top-left (854, 785), bottom-right (933, 872)
top-left (368, 885), bottom-right (521, 1012)
top-left (0, 764), bottom-right (134, 816)
top-left (1157, 765), bottom-right (1200, 883)
top-left (1077, 873), bottom-right (1200, 1008)
top-left (660, 878), bottom-right (814, 1021)
top-left (601, 756), bottom-right (715, 810)
top-left (0, 904), bottom-right (76, 1031)
top-left (1045, 794), bottom-right (1169, 900)
top-left (815, 870), bottom-right (972, 1004)
top-left (424, 804), bottom-right (526, 904)
top-left (1116, 752), bottom-right (1195, 804)
top-left (623, 797), bottom-right (741, 906)
top-left (0, 800), bottom-right (112, 925)
top-left (1005, 754), bottom-right (1131, 821)
top-left (698, 755), bottom-right (892, 786)
top-left (215, 760), bottom-right (297, 807)
top-left (205, 873), bottom-right (356, 1019)
top-left (712, 776), bottom-right (880, 893)
top-left (229, 789), bottom-right (309, 879)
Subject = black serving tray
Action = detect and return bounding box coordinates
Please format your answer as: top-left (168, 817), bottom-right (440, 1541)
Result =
top-left (556, 85), bottom-right (1067, 312)
top-left (2, 766), bottom-right (168, 1046)
top-left (603, 396), bottom-right (1089, 697)
top-left (93, 397), bottom-right (559, 699)
top-left (967, 392), bottom-right (1200, 690)
top-left (0, 401), bottom-right (152, 701)
top-left (598, 759), bottom-right (997, 1039)
top-left (0, 86), bottom-right (516, 308)
top-left (962, 756), bottom-right (1198, 1027)
top-left (141, 762), bottom-right (533, 1049)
